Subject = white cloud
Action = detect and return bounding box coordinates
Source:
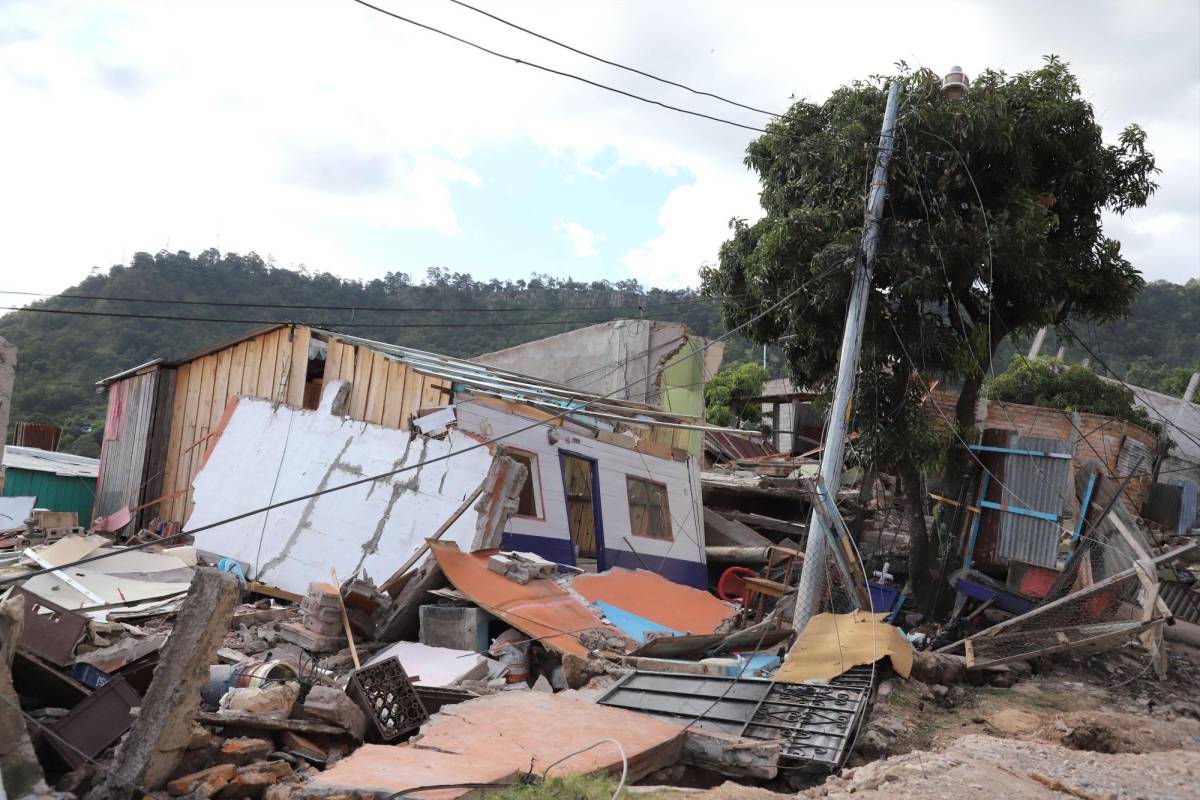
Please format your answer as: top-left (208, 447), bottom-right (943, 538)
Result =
top-left (0, 0), bottom-right (1195, 296)
top-left (555, 220), bottom-right (603, 258)
top-left (621, 172), bottom-right (759, 288)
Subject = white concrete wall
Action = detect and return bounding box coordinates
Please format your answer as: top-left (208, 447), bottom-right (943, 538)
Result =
top-left (187, 382), bottom-right (493, 594)
top-left (474, 320), bottom-right (689, 406)
top-left (455, 401), bottom-right (706, 567)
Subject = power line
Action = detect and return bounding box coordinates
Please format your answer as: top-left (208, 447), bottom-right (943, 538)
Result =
top-left (346, 0), bottom-right (792, 139)
top-left (0, 304), bottom-right (701, 329)
top-left (443, 0), bottom-right (780, 117)
top-left (0, 264), bottom-right (832, 587)
top-left (0, 288), bottom-right (736, 314)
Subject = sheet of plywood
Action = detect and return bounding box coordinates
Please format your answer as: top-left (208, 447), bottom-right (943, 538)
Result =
top-left (381, 360), bottom-right (407, 429)
top-left (364, 350), bottom-right (389, 425)
top-left (243, 336), bottom-right (262, 400)
top-left (339, 340), bottom-right (356, 383)
top-left (323, 336), bottom-right (343, 385)
top-left (287, 327), bottom-right (309, 409)
top-left (420, 375), bottom-right (447, 409)
top-left (209, 348), bottom-right (232, 435)
top-left (227, 341), bottom-right (248, 398)
top-left (349, 345), bottom-right (372, 421)
top-left (256, 329), bottom-right (279, 399)
top-left (400, 364), bottom-right (424, 424)
top-left (173, 361), bottom-right (204, 521)
top-left (161, 363), bottom-right (192, 522)
top-left (311, 692), bottom-right (684, 797)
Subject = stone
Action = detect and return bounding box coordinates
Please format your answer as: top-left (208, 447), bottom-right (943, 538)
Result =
top-left (88, 569), bottom-right (239, 799)
top-left (301, 686), bottom-right (368, 740)
top-left (217, 770), bottom-right (277, 799)
top-left (188, 727), bottom-right (215, 751)
top-left (418, 605), bottom-right (490, 652)
top-left (279, 732), bottom-right (325, 762)
top-left (0, 593), bottom-right (51, 800)
top-left (167, 764), bottom-right (238, 797)
top-left (909, 650), bottom-right (967, 686)
top-left (215, 738), bottom-right (273, 767)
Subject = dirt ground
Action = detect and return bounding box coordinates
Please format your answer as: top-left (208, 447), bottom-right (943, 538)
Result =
top-left (644, 639), bottom-right (1200, 800)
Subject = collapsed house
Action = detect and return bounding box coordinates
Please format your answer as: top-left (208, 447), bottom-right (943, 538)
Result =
top-left (87, 323), bottom-right (725, 590)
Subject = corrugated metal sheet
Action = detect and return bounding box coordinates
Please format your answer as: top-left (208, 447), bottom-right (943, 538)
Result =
top-left (704, 430), bottom-right (776, 463)
top-left (1167, 479), bottom-right (1198, 534)
top-left (995, 433), bottom-right (1072, 569)
top-left (94, 370), bottom-right (160, 532)
top-left (3, 446), bottom-right (98, 478)
top-left (2, 468), bottom-right (96, 522)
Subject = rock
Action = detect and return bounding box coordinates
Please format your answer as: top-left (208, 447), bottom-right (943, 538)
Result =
top-left (986, 708), bottom-right (1040, 735)
top-left (909, 650), bottom-right (967, 686)
top-left (562, 653), bottom-right (611, 689)
top-left (188, 727), bottom-right (215, 750)
top-left (167, 765), bottom-right (238, 797)
top-left (57, 764), bottom-right (99, 796)
top-left (279, 731), bottom-right (326, 762)
top-left (214, 738), bottom-right (273, 767)
top-left (301, 686), bottom-right (367, 740)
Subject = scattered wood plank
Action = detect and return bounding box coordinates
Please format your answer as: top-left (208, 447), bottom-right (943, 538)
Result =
top-left (195, 712), bottom-right (347, 737)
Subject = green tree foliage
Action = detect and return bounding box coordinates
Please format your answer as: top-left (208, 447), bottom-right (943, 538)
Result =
top-left (0, 249), bottom-right (776, 451)
top-left (704, 362), bottom-right (768, 429)
top-left (985, 356), bottom-right (1159, 431)
top-left (701, 58), bottom-right (1157, 605)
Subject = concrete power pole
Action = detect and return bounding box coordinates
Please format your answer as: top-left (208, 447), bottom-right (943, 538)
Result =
top-left (1027, 325), bottom-right (1050, 359)
top-left (792, 80), bottom-right (901, 633)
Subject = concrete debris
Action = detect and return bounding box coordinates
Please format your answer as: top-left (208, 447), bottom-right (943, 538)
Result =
top-left (4, 340), bottom-right (1196, 800)
top-left (300, 687), bottom-right (368, 740)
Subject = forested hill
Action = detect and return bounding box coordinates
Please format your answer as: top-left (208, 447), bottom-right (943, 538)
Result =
top-left (0, 249), bottom-right (1196, 456)
top-left (0, 249), bottom-right (751, 455)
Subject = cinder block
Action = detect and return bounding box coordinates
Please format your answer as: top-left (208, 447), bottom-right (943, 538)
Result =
top-left (418, 605), bottom-right (490, 652)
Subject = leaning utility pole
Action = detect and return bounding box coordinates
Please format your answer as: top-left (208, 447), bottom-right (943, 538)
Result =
top-left (792, 80), bottom-right (901, 632)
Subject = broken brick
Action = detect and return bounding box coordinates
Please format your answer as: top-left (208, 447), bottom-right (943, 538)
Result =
top-left (188, 726), bottom-right (215, 750)
top-left (167, 764), bottom-right (237, 797)
top-left (216, 770), bottom-right (277, 799)
top-left (279, 731), bottom-right (326, 762)
top-left (300, 686), bottom-right (367, 740)
top-left (214, 737), bottom-right (273, 767)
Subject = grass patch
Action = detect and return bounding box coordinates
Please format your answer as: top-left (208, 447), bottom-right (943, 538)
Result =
top-left (487, 774), bottom-right (652, 800)
top-left (974, 685), bottom-right (1078, 713)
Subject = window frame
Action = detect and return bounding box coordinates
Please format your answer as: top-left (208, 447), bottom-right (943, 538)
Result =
top-left (503, 448), bottom-right (545, 521)
top-left (625, 475), bottom-right (673, 542)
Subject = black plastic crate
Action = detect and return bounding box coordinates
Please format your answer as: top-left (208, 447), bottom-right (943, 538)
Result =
top-left (345, 657), bottom-right (428, 742)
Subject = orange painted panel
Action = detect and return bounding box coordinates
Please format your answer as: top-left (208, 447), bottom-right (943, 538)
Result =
top-left (430, 542), bottom-right (626, 657)
top-left (572, 570), bottom-right (735, 635)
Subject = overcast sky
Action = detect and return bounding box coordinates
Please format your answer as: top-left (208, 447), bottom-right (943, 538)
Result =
top-left (1, 0), bottom-right (1196, 299)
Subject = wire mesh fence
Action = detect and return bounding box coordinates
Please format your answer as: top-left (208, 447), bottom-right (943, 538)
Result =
top-left (939, 568), bottom-right (1152, 668)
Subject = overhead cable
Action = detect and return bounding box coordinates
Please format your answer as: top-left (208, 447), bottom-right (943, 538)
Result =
top-left (346, 0), bottom-right (802, 139)
top-left (0, 288), bottom-right (735, 314)
top-left (444, 0), bottom-right (780, 117)
top-left (0, 262), bottom-right (835, 587)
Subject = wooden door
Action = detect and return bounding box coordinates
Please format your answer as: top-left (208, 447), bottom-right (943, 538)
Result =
top-left (561, 454), bottom-right (597, 559)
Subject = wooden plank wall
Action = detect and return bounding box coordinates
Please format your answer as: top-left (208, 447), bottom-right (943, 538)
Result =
top-left (158, 329), bottom-right (455, 523)
top-left (161, 327), bottom-right (312, 522)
